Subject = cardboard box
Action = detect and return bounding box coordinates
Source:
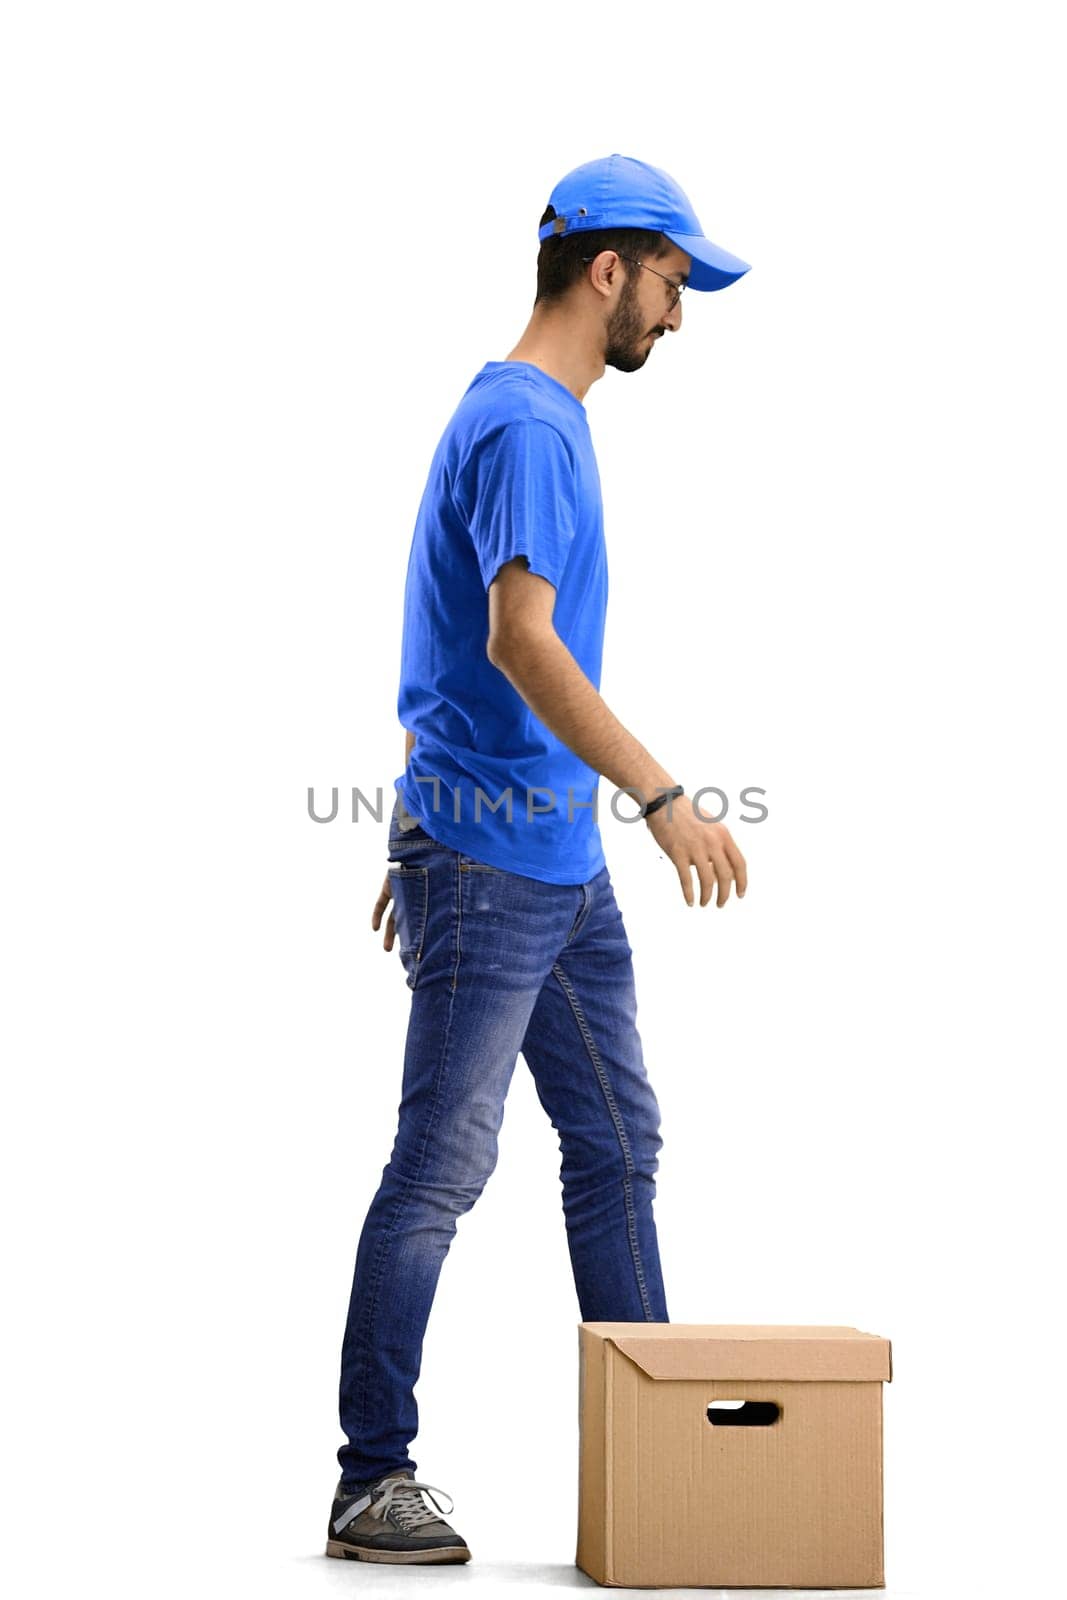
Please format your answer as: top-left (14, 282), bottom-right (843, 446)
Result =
top-left (576, 1322), bottom-right (892, 1589)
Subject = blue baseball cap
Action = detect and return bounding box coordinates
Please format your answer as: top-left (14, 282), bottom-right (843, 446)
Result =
top-left (538, 153), bottom-right (750, 292)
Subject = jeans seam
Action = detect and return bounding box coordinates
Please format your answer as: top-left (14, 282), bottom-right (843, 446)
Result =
top-left (354, 1187), bottom-right (408, 1439)
top-left (550, 961), bottom-right (655, 1320)
top-left (565, 883), bottom-right (591, 944)
top-left (354, 860), bottom-right (464, 1436)
top-left (450, 853), bottom-right (464, 992)
top-left (411, 862), bottom-right (463, 1179)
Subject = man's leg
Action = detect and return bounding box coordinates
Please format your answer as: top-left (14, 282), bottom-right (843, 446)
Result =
top-left (519, 864), bottom-right (669, 1323)
top-left (336, 844), bottom-right (586, 1488)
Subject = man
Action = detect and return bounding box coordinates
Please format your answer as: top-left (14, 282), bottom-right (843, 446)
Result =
top-left (326, 153), bottom-right (750, 1565)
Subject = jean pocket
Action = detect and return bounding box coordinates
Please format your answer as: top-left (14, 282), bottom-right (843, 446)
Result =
top-left (386, 864), bottom-right (429, 988)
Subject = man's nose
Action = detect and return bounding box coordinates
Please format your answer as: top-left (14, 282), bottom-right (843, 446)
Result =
top-left (663, 297), bottom-right (683, 332)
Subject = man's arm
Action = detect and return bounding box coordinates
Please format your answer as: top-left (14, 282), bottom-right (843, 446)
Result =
top-left (373, 728), bottom-right (416, 951)
top-left (487, 557), bottom-right (677, 805)
top-left (487, 556), bottom-right (747, 906)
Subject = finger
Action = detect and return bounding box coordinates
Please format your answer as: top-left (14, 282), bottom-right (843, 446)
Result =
top-left (723, 836), bottom-right (748, 897)
top-left (371, 877), bottom-right (393, 930)
top-left (696, 853), bottom-right (719, 909)
top-left (713, 848), bottom-right (737, 907)
top-left (676, 859), bottom-right (694, 907)
top-left (383, 910), bottom-right (396, 952)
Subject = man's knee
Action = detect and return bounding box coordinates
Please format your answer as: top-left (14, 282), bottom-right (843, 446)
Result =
top-left (381, 1160), bottom-right (497, 1217)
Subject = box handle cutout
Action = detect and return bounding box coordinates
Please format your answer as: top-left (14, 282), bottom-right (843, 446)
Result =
top-left (706, 1400), bottom-right (781, 1427)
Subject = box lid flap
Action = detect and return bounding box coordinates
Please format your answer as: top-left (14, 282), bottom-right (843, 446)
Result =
top-left (582, 1322), bottom-right (892, 1382)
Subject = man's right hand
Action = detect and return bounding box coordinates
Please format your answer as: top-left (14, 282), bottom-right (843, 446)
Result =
top-left (372, 873), bottom-right (397, 951)
top-left (644, 792), bottom-right (748, 908)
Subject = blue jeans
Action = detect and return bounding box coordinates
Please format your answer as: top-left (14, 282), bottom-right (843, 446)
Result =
top-left (335, 798), bottom-right (669, 1490)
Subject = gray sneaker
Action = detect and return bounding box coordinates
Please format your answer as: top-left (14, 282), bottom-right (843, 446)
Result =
top-left (325, 1468), bottom-right (472, 1564)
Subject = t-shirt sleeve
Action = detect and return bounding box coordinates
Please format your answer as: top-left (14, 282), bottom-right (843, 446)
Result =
top-left (463, 419), bottom-right (580, 593)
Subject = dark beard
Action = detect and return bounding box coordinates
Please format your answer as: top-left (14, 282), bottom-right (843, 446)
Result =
top-left (603, 273), bottom-right (655, 373)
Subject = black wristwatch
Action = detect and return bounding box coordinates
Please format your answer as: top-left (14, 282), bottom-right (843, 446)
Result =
top-left (642, 784), bottom-right (684, 820)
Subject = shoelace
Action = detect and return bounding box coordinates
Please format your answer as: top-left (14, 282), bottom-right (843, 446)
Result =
top-left (369, 1477), bottom-right (455, 1530)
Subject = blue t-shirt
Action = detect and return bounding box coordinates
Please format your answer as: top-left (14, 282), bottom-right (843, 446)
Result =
top-left (394, 360), bottom-right (608, 884)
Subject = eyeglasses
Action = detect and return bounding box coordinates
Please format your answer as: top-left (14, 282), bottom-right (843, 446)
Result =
top-left (581, 252), bottom-right (688, 313)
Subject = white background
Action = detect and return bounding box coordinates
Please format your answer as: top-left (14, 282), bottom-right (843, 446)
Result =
top-left (2, 3), bottom-right (1062, 1596)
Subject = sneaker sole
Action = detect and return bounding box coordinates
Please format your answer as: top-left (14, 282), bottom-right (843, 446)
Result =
top-left (325, 1538), bottom-right (471, 1564)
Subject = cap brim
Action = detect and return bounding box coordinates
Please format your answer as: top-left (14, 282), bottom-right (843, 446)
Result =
top-left (664, 230), bottom-right (751, 292)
